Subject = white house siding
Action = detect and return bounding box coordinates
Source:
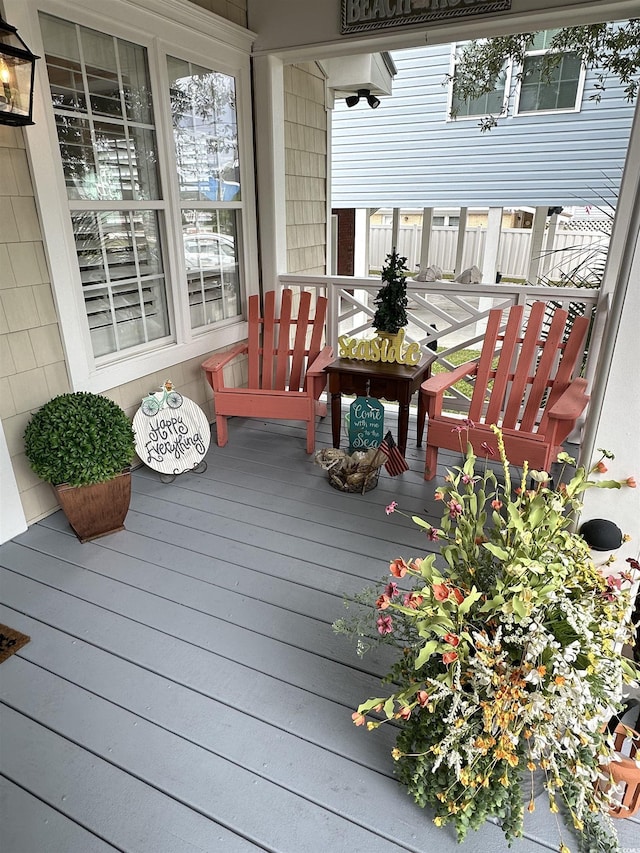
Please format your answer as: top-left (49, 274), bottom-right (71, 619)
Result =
top-left (331, 44), bottom-right (634, 209)
top-left (284, 63), bottom-right (328, 275)
top-left (0, 0), bottom-right (248, 530)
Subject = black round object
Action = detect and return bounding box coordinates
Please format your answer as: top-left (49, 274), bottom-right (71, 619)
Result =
top-left (579, 518), bottom-right (623, 551)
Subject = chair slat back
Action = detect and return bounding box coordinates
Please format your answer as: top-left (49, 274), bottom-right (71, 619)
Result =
top-left (468, 302), bottom-right (590, 434)
top-left (245, 289), bottom-right (328, 391)
top-left (537, 311), bottom-right (590, 434)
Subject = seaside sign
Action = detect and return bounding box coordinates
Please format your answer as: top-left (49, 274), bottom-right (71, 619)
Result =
top-left (341, 0), bottom-right (512, 34)
top-left (338, 328), bottom-right (422, 365)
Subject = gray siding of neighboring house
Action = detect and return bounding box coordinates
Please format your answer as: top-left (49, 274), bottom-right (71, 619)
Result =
top-left (331, 44), bottom-right (634, 209)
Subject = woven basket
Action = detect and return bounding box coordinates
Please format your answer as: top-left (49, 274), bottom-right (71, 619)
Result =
top-left (315, 447), bottom-right (384, 494)
top-left (328, 466), bottom-right (380, 493)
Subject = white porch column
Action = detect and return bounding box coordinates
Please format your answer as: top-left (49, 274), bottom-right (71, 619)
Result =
top-left (482, 206), bottom-right (503, 284)
top-left (391, 207), bottom-right (400, 252)
top-left (454, 207), bottom-right (468, 275)
top-left (0, 421), bottom-right (27, 543)
top-left (353, 209), bottom-right (370, 276)
top-left (418, 207), bottom-right (433, 274)
top-left (581, 103), bottom-right (640, 562)
top-left (252, 55), bottom-right (287, 294)
top-left (541, 209), bottom-right (560, 278)
top-left (527, 206), bottom-right (548, 284)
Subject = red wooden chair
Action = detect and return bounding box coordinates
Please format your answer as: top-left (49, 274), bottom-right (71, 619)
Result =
top-left (202, 289), bottom-right (333, 453)
top-left (418, 301), bottom-right (591, 480)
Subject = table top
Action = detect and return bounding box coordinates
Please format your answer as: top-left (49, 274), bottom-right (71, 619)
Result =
top-left (326, 354), bottom-right (436, 380)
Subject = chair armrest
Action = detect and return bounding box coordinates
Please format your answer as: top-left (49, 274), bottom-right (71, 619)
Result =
top-left (307, 346), bottom-right (334, 377)
top-left (420, 360), bottom-right (479, 396)
top-left (548, 378), bottom-right (589, 421)
top-left (202, 343), bottom-right (248, 376)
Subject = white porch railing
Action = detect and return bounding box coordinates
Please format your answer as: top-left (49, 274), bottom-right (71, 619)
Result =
top-left (278, 275), bottom-right (600, 414)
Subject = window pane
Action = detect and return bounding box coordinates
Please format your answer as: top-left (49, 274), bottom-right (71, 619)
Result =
top-left (182, 209), bottom-right (241, 328)
top-left (452, 68), bottom-right (506, 118)
top-left (168, 56), bottom-right (240, 201)
top-left (520, 52), bottom-right (581, 112)
top-left (72, 210), bottom-right (170, 357)
top-left (41, 13), bottom-right (159, 201)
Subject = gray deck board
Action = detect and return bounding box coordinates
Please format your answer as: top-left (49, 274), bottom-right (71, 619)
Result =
top-left (1, 411), bottom-right (638, 852)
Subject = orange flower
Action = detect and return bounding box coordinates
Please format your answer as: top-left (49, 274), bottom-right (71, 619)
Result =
top-left (452, 587), bottom-right (465, 605)
top-left (595, 461), bottom-right (608, 473)
top-left (442, 651), bottom-right (458, 665)
top-left (376, 594), bottom-right (391, 610)
top-left (554, 675), bottom-right (566, 686)
top-left (491, 499), bottom-right (503, 510)
top-left (444, 632), bottom-right (460, 647)
top-left (397, 706), bottom-right (412, 720)
top-left (389, 558), bottom-right (409, 578)
top-left (352, 712), bottom-right (366, 726)
top-left (626, 476), bottom-right (637, 488)
top-left (403, 592), bottom-right (424, 609)
top-left (417, 690), bottom-right (430, 707)
top-left (432, 582), bottom-right (450, 601)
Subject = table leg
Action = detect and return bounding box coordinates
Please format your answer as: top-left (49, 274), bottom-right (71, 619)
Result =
top-left (417, 389), bottom-right (426, 448)
top-left (331, 391), bottom-right (342, 448)
top-left (397, 402), bottom-right (409, 456)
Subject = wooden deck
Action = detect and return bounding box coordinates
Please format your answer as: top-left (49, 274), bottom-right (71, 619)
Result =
top-left (1, 410), bottom-right (638, 853)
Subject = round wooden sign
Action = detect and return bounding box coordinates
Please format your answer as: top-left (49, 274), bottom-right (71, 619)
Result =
top-left (133, 394), bottom-right (210, 476)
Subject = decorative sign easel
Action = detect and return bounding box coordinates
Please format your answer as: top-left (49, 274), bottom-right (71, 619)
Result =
top-left (133, 381), bottom-right (210, 483)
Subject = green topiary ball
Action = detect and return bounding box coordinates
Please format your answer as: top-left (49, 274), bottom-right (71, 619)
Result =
top-left (24, 392), bottom-right (136, 487)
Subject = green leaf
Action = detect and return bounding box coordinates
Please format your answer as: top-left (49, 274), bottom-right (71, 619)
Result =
top-left (458, 587), bottom-right (482, 616)
top-left (383, 696), bottom-right (396, 718)
top-left (414, 640), bottom-right (440, 670)
top-left (511, 596), bottom-right (526, 619)
top-left (479, 594), bottom-right (504, 612)
top-left (482, 542), bottom-right (510, 561)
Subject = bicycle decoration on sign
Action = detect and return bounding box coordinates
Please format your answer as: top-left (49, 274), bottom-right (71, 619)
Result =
top-left (133, 380), bottom-right (211, 483)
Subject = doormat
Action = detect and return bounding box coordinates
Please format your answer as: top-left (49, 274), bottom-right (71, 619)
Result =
top-left (0, 625), bottom-right (30, 663)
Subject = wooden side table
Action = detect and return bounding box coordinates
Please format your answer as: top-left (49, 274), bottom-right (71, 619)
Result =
top-left (326, 355), bottom-right (436, 456)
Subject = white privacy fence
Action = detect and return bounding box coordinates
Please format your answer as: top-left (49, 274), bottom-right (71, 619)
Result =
top-left (370, 225), bottom-right (610, 280)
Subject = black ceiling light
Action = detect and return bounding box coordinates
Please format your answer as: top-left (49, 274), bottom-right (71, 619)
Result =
top-left (345, 88), bottom-right (380, 109)
top-left (0, 15), bottom-right (39, 127)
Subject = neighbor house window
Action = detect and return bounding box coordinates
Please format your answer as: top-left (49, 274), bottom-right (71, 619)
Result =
top-left (12, 0), bottom-right (256, 392)
top-left (449, 45), bottom-right (507, 120)
top-left (516, 31), bottom-right (585, 114)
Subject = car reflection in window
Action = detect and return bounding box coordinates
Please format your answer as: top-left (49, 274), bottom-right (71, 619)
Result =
top-left (183, 234), bottom-right (236, 274)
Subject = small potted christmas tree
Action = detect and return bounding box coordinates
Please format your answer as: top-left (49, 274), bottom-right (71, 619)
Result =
top-left (372, 248), bottom-right (409, 336)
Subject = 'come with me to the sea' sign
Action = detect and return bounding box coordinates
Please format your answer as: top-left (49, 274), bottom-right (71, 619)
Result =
top-left (338, 327), bottom-right (421, 365)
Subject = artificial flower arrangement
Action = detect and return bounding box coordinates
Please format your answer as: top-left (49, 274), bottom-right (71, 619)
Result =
top-left (334, 425), bottom-right (639, 853)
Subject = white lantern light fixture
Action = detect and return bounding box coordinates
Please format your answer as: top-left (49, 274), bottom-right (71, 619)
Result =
top-left (0, 15), bottom-right (39, 126)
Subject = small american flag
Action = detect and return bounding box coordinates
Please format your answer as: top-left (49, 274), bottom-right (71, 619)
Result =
top-left (379, 430), bottom-right (409, 476)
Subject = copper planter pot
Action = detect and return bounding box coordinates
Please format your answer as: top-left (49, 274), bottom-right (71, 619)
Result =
top-left (53, 469), bottom-right (132, 543)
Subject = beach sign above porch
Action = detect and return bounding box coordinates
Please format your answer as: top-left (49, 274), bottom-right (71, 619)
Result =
top-left (341, 0), bottom-right (512, 34)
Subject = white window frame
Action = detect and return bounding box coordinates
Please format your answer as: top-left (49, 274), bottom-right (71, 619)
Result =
top-left (445, 43), bottom-right (511, 123)
top-left (5, 0), bottom-right (258, 393)
top-left (514, 36), bottom-right (587, 118)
